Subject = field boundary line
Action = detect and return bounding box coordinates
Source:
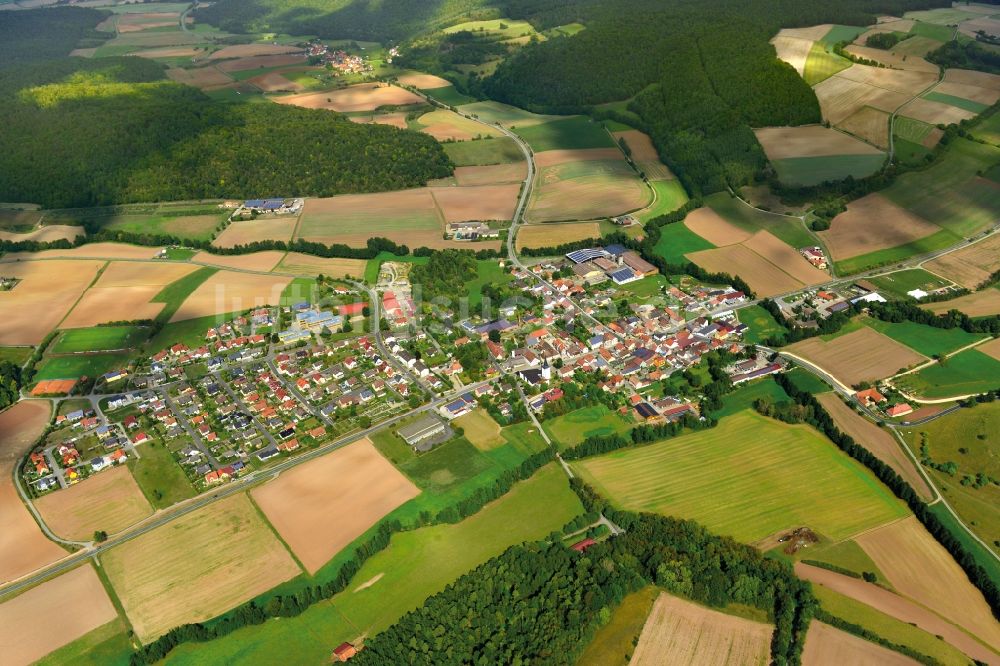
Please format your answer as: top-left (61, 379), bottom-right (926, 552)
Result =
top-left (245, 490), bottom-right (309, 575)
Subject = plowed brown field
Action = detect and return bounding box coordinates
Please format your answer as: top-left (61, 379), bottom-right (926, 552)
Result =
top-left (430, 184), bottom-right (519, 222)
top-left (515, 222), bottom-right (601, 250)
top-left (631, 593), bottom-right (772, 666)
top-left (212, 218), bottom-right (296, 248)
top-left (815, 76), bottom-right (909, 125)
top-left (251, 438), bottom-right (419, 573)
top-left (273, 82), bottom-right (423, 112)
top-left (900, 97), bottom-right (976, 126)
top-left (683, 207), bottom-right (751, 246)
top-left (166, 67), bottom-right (232, 88)
top-left (837, 106), bottom-right (890, 148)
top-left (275, 253), bottom-right (367, 278)
top-left (247, 72), bottom-right (302, 92)
top-left (0, 225), bottom-right (83, 244)
top-left (209, 44), bottom-right (303, 59)
top-left (818, 194), bottom-right (940, 261)
top-left (802, 621), bottom-right (919, 666)
top-left (923, 235), bottom-right (1000, 288)
top-left (754, 126), bottom-right (883, 159)
top-left (686, 244), bottom-right (803, 297)
top-left (742, 231), bottom-right (829, 284)
top-left (191, 250), bottom-right (286, 272)
top-left (788, 327), bottom-right (926, 386)
top-left (0, 260), bottom-right (104, 345)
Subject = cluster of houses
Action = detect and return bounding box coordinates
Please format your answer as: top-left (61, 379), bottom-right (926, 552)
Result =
top-left (799, 246), bottom-right (829, 270)
top-left (856, 387), bottom-right (914, 419)
top-left (306, 41), bottom-right (371, 73)
top-left (225, 198), bottom-right (303, 220)
top-left (564, 245), bottom-right (659, 286)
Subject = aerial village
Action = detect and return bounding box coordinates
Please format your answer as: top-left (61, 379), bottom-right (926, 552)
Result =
top-left (20, 233), bottom-right (767, 503)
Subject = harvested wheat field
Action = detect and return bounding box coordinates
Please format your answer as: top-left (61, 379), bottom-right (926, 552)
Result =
top-left (0, 564), bottom-right (117, 666)
top-left (396, 72), bottom-right (451, 89)
top-left (743, 231), bottom-right (829, 284)
top-left (209, 44), bottom-right (303, 59)
top-left (857, 516), bottom-right (1000, 651)
top-left (248, 71), bottom-right (303, 93)
top-left (0, 242), bottom-right (162, 262)
top-left (613, 129), bottom-right (674, 179)
top-left (96, 261), bottom-right (197, 287)
top-left (169, 270), bottom-right (291, 322)
top-left (837, 106), bottom-right (890, 148)
top-left (944, 68), bottom-right (1000, 90)
top-left (430, 184), bottom-right (519, 222)
top-left (959, 15), bottom-right (1000, 40)
top-left (926, 289), bottom-right (1000, 317)
top-left (789, 327), bottom-right (926, 386)
top-left (934, 81), bottom-right (1000, 106)
top-left (191, 250), bottom-right (285, 272)
top-left (754, 126), bottom-right (883, 159)
top-left (273, 82), bottom-right (423, 112)
top-left (516, 222), bottom-right (601, 250)
top-left (795, 562), bottom-right (999, 664)
top-left (62, 286), bottom-right (162, 328)
top-left (35, 466), bottom-right (153, 541)
top-left (528, 151), bottom-right (648, 223)
top-left (838, 65), bottom-right (937, 96)
top-left (298, 189), bottom-right (438, 241)
top-left (923, 235), bottom-right (1000, 288)
top-left (103, 492), bottom-right (300, 643)
top-left (818, 194), bottom-right (940, 261)
top-left (275, 253), bottom-right (367, 278)
top-left (900, 97), bottom-right (977, 125)
top-left (816, 393), bottom-right (932, 499)
top-left (771, 35), bottom-right (815, 75)
top-left (348, 112), bottom-right (409, 129)
top-left (212, 218), bottom-right (296, 248)
top-left (976, 336), bottom-right (1000, 362)
top-left (631, 593), bottom-right (772, 666)
top-left (416, 109), bottom-right (502, 141)
top-left (0, 260), bottom-right (104, 345)
top-left (0, 225), bottom-right (83, 244)
top-left (166, 66), bottom-right (232, 88)
top-left (252, 438), bottom-right (418, 574)
top-left (802, 621), bottom-right (918, 666)
top-left (214, 54), bottom-right (305, 72)
top-left (687, 244), bottom-right (804, 297)
top-left (0, 401), bottom-right (64, 584)
top-left (136, 47), bottom-right (200, 59)
top-left (844, 45), bottom-right (938, 72)
top-left (814, 75), bottom-right (910, 125)
top-left (454, 163), bottom-right (527, 186)
top-left (683, 207), bottom-right (751, 246)
top-left (777, 24), bottom-right (834, 42)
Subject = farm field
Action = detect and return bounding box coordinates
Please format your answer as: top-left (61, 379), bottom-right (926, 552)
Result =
top-left (33, 353), bottom-right (127, 382)
top-left (738, 304), bottom-right (789, 344)
top-left (453, 162), bottom-right (527, 185)
top-left (272, 82), bottom-right (423, 112)
top-left (458, 100), bottom-right (563, 127)
top-left (574, 410), bottom-right (907, 543)
top-left (211, 217), bottom-right (296, 248)
top-left (515, 221), bottom-right (600, 250)
top-left (34, 466), bottom-right (153, 541)
top-left (167, 270), bottom-right (292, 323)
top-left (754, 126), bottom-right (885, 185)
top-left (454, 408), bottom-right (504, 450)
top-left (900, 96), bottom-right (977, 125)
top-left (0, 400), bottom-right (65, 583)
top-left (515, 116), bottom-right (615, 151)
top-left (0, 243), bottom-right (164, 262)
top-left (102, 492), bottom-right (301, 643)
top-left (630, 593), bottom-right (773, 666)
top-left (797, 562), bottom-right (999, 664)
top-left (443, 136), bottom-right (525, 166)
top-left (812, 586), bottom-right (971, 666)
top-left (833, 105), bottom-right (891, 148)
top-left (637, 180), bottom-right (689, 221)
top-left (815, 392), bottom-right (932, 500)
top-left (348, 111), bottom-right (408, 129)
top-left (209, 44), bottom-right (304, 59)
top-left (189, 250), bottom-right (285, 272)
top-left (32, 616), bottom-right (131, 666)
top-left (414, 109), bottom-right (502, 141)
top-left (788, 327), bottom-right (926, 387)
top-left (867, 268), bottom-right (953, 300)
top-left (923, 234), bottom-right (1000, 289)
top-left (577, 586), bottom-right (660, 666)
top-left (274, 253), bottom-right (368, 278)
top-left (896, 347), bottom-right (1000, 398)
top-left (162, 464), bottom-right (583, 665)
top-left (771, 24), bottom-right (834, 75)
top-left (863, 317), bottom-right (987, 357)
top-left (0, 564), bottom-right (118, 666)
top-left (612, 129), bottom-right (675, 179)
top-left (395, 72), bottom-right (451, 89)
top-left (166, 66), bottom-right (233, 88)
top-left (542, 405), bottom-right (633, 450)
top-left (0, 224), bottom-right (83, 244)
top-left (90, 212), bottom-right (224, 242)
top-left (51, 325), bottom-right (147, 353)
top-left (652, 220), bottom-right (715, 264)
top-left (856, 516), bottom-right (1000, 651)
top-left (683, 206), bottom-right (752, 246)
top-left (801, 621), bottom-right (917, 666)
top-left (0, 260), bottom-right (105, 345)
top-left (901, 401), bottom-right (1000, 556)
top-left (704, 192), bottom-right (817, 249)
top-left (803, 41), bottom-right (853, 85)
top-left (926, 288), bottom-right (1000, 317)
top-left (127, 439), bottom-right (196, 510)
top-left (430, 183), bottom-right (519, 223)
top-left (527, 148), bottom-right (648, 222)
top-left (251, 439), bottom-right (419, 574)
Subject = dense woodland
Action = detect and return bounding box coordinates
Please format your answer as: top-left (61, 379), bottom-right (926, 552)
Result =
top-left (409, 249), bottom-right (479, 303)
top-left (0, 6), bottom-right (109, 66)
top-left (928, 40), bottom-right (1000, 74)
top-left (0, 362), bottom-right (22, 412)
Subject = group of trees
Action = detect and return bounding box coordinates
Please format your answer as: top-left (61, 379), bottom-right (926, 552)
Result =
top-left (866, 31), bottom-right (907, 49)
top-left (409, 249), bottom-right (479, 303)
top-left (928, 39), bottom-right (1000, 74)
top-left (0, 361), bottom-right (22, 411)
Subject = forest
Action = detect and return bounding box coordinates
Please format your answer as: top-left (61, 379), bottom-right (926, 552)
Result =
top-left (0, 6), bottom-right (109, 66)
top-left (928, 40), bottom-right (1000, 74)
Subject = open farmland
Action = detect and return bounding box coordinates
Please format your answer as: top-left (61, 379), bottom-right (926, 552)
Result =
top-left (0, 224), bottom-right (83, 244)
top-left (684, 207), bottom-right (752, 245)
top-left (898, 347), bottom-right (1000, 398)
top-left (754, 126), bottom-right (885, 184)
top-left (796, 563), bottom-right (999, 664)
top-left (817, 194), bottom-right (942, 264)
top-left (214, 54), bottom-right (307, 72)
top-left (771, 26), bottom-right (831, 76)
top-left (815, 393), bottom-right (932, 500)
top-left (211, 218), bottom-right (296, 248)
top-left (52, 325), bottom-right (146, 353)
top-left (901, 97), bottom-right (977, 125)
top-left (430, 184), bottom-right (519, 223)
top-left (864, 317), bottom-right (986, 357)
top-left (102, 492), bottom-right (300, 643)
top-left (515, 222), bottom-right (600, 250)
top-left (0, 400), bottom-right (65, 583)
top-left (444, 136), bottom-right (525, 166)
top-left (62, 262), bottom-right (199, 328)
top-left (168, 271), bottom-right (292, 323)
top-left (190, 250), bottom-right (285, 272)
top-left (788, 327), bottom-right (926, 386)
top-left (252, 438), bottom-right (419, 574)
top-left (349, 112), bottom-right (409, 129)
top-left (844, 44), bottom-right (938, 72)
top-left (543, 405), bottom-right (633, 450)
top-left (297, 189), bottom-right (437, 244)
top-left (34, 466), bottom-right (153, 541)
top-left (396, 72), bottom-right (451, 89)
top-left (415, 109), bottom-right (502, 141)
top-left (612, 129), bottom-right (675, 179)
top-left (856, 516), bottom-right (1000, 652)
top-left (454, 409), bottom-right (505, 450)
top-left (527, 149), bottom-right (648, 222)
top-left (0, 243), bottom-right (164, 262)
top-left (802, 621), bottom-right (918, 666)
top-left (0, 260), bottom-right (105, 345)
top-left (209, 44), bottom-right (303, 59)
top-left (630, 593), bottom-right (773, 666)
top-left (923, 234), bottom-right (1000, 288)
top-left (167, 66), bottom-right (233, 88)
top-left (742, 231), bottom-right (829, 284)
top-left (515, 116), bottom-right (615, 152)
top-left (458, 100), bottom-right (562, 127)
top-left (814, 74), bottom-right (910, 125)
top-left (274, 253), bottom-right (367, 278)
top-left (162, 465), bottom-right (582, 664)
top-left (573, 410), bottom-right (907, 543)
top-left (453, 162), bottom-right (527, 186)
top-left (246, 71), bottom-right (302, 92)
top-left (927, 289), bottom-right (1000, 317)
top-left (0, 565), bottom-right (118, 666)
top-left (272, 83), bottom-right (423, 112)
top-left (838, 106), bottom-right (891, 149)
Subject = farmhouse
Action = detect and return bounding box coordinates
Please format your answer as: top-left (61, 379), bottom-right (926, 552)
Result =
top-left (886, 403), bottom-right (913, 417)
top-left (397, 415), bottom-right (448, 451)
top-left (855, 388), bottom-right (887, 406)
top-left (446, 221), bottom-right (500, 240)
top-left (332, 642), bottom-right (358, 662)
